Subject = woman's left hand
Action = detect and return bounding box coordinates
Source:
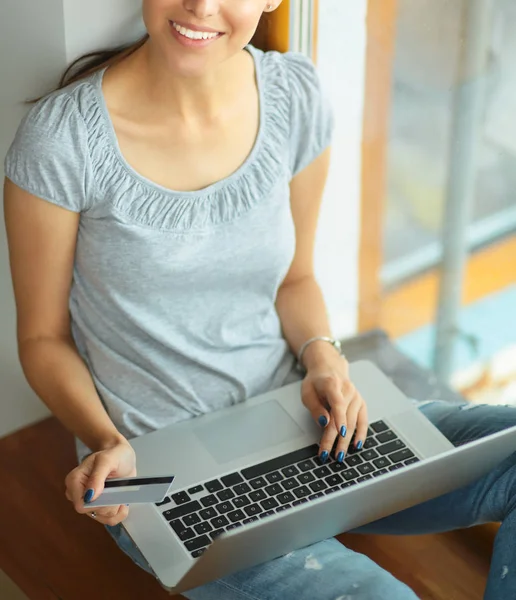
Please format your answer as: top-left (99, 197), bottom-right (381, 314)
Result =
top-left (301, 348), bottom-right (369, 464)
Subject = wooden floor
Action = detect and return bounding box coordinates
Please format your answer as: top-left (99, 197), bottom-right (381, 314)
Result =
top-left (0, 418), bottom-right (498, 600)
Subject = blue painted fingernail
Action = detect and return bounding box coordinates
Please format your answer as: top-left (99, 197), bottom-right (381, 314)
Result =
top-left (320, 451), bottom-right (329, 463)
top-left (318, 415), bottom-right (328, 428)
top-left (340, 425), bottom-right (347, 437)
top-left (337, 451), bottom-right (345, 463)
top-left (356, 440), bottom-right (363, 450)
top-left (84, 489), bottom-right (94, 503)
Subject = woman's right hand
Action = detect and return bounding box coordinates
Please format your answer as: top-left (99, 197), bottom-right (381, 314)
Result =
top-left (65, 439), bottom-right (137, 526)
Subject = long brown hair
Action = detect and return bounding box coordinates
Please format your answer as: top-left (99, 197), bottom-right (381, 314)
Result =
top-left (29, 14), bottom-right (272, 103)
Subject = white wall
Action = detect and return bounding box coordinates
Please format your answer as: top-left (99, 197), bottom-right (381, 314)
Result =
top-left (0, 0), bottom-right (367, 438)
top-left (0, 0), bottom-right (68, 438)
top-left (315, 0), bottom-right (367, 338)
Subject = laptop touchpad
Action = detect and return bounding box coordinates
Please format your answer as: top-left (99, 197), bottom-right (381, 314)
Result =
top-left (193, 400), bottom-right (304, 464)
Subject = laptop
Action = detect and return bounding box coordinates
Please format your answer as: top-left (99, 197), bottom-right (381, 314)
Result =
top-left (124, 360), bottom-right (516, 593)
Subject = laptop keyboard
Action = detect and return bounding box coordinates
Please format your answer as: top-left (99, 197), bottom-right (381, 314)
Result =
top-left (156, 420), bottom-right (420, 559)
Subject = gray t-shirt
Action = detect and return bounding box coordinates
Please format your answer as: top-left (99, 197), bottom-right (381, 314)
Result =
top-left (5, 45), bottom-right (333, 460)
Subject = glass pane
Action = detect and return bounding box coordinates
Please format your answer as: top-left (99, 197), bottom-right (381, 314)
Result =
top-left (383, 0), bottom-right (516, 401)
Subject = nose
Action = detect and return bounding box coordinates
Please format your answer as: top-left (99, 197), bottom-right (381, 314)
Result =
top-left (183, 0), bottom-right (220, 19)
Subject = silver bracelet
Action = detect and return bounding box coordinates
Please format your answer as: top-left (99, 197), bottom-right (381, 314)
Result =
top-left (296, 336), bottom-right (343, 372)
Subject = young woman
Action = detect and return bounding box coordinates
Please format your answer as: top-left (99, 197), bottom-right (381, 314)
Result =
top-left (4, 1), bottom-right (516, 598)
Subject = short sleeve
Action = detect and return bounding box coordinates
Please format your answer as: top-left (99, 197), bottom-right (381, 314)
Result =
top-left (4, 92), bottom-right (95, 213)
top-left (285, 52), bottom-right (334, 177)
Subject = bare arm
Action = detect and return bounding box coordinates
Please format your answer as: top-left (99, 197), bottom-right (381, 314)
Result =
top-left (276, 148), bottom-right (368, 459)
top-left (3, 178), bottom-right (125, 452)
top-left (275, 147), bottom-right (338, 371)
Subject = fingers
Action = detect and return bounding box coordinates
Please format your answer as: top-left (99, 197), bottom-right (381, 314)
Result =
top-left (304, 376), bottom-right (369, 463)
top-left (87, 504), bottom-right (129, 526)
top-left (83, 454), bottom-right (115, 504)
top-left (65, 453), bottom-right (114, 513)
top-left (317, 378), bottom-right (351, 462)
top-left (354, 400), bottom-right (369, 450)
top-left (301, 380), bottom-right (330, 428)
top-left (333, 393), bottom-right (361, 459)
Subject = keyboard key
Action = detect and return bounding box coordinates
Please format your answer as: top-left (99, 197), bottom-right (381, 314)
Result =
top-left (389, 448), bottom-right (415, 463)
top-left (205, 480), bottom-right (224, 493)
top-left (261, 510), bottom-right (275, 518)
top-left (363, 437), bottom-right (378, 449)
top-left (265, 483), bottom-right (283, 496)
top-left (297, 459), bottom-right (316, 472)
top-left (155, 496), bottom-right (171, 507)
top-left (309, 480), bottom-right (327, 493)
top-left (194, 522), bottom-right (212, 535)
top-left (342, 481), bottom-right (356, 488)
top-left (370, 420), bottom-right (389, 433)
top-left (367, 426), bottom-right (374, 437)
top-left (199, 507), bottom-right (217, 520)
top-left (281, 465), bottom-right (300, 478)
top-left (292, 499), bottom-right (308, 506)
top-left (227, 523), bottom-right (242, 530)
top-left (265, 471), bottom-right (283, 484)
top-left (345, 455), bottom-right (362, 467)
top-left (357, 463), bottom-right (375, 475)
top-left (233, 495), bottom-right (251, 508)
top-left (298, 472), bottom-right (315, 484)
top-left (183, 513), bottom-right (201, 527)
top-left (221, 473), bottom-right (244, 487)
top-left (309, 492), bottom-right (324, 500)
top-left (211, 515), bottom-right (229, 528)
top-left (175, 527), bottom-right (196, 541)
top-left (330, 462), bottom-right (345, 472)
top-left (200, 495), bottom-right (218, 507)
top-left (325, 487), bottom-right (340, 495)
top-left (191, 548), bottom-right (206, 558)
top-left (314, 466), bottom-right (331, 478)
top-left (188, 485), bottom-right (204, 495)
top-left (216, 489), bottom-right (235, 502)
top-left (227, 509), bottom-right (246, 523)
top-left (210, 528), bottom-right (225, 539)
top-left (276, 505), bottom-right (291, 512)
top-left (249, 489), bottom-right (267, 502)
top-left (241, 444), bottom-right (319, 480)
top-left (250, 477), bottom-right (268, 490)
top-left (377, 440), bottom-right (405, 456)
top-left (185, 535), bottom-right (211, 552)
top-left (277, 492), bottom-right (295, 504)
top-left (282, 477), bottom-right (299, 490)
top-left (325, 474), bottom-right (343, 487)
top-left (163, 501), bottom-right (202, 521)
top-left (376, 430), bottom-right (397, 444)
top-left (216, 501), bottom-right (234, 515)
top-left (170, 520), bottom-right (195, 540)
top-left (293, 486), bottom-right (311, 499)
top-left (233, 483), bottom-right (251, 496)
top-left (261, 497), bottom-right (279, 510)
top-left (357, 474), bottom-right (373, 483)
top-left (373, 457), bottom-right (391, 469)
top-left (389, 463), bottom-right (404, 472)
top-left (243, 516), bottom-right (259, 524)
top-left (373, 468), bottom-right (389, 477)
top-left (361, 449), bottom-right (379, 461)
top-left (405, 457), bottom-right (420, 465)
top-left (172, 491), bottom-right (191, 505)
top-left (244, 504), bottom-right (263, 517)
top-left (342, 468), bottom-right (359, 481)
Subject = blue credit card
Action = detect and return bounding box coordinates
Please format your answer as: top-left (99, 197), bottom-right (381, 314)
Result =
top-left (84, 475), bottom-right (175, 508)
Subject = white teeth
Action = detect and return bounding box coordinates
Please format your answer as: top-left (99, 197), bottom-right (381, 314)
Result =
top-left (173, 22), bottom-right (219, 40)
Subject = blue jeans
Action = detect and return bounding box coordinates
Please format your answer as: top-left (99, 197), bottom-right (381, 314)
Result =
top-left (106, 401), bottom-right (516, 599)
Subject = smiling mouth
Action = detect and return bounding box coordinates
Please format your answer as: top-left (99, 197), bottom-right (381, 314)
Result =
top-left (170, 21), bottom-right (223, 41)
